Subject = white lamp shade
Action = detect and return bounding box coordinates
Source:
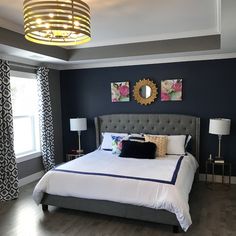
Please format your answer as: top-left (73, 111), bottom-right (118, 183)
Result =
top-left (70, 118), bottom-right (87, 131)
top-left (209, 118), bottom-right (231, 135)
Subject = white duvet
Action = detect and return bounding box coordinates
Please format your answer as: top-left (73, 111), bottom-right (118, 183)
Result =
top-left (33, 150), bottom-right (198, 231)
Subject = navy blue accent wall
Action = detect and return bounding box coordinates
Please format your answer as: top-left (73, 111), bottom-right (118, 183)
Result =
top-left (60, 58), bottom-right (236, 175)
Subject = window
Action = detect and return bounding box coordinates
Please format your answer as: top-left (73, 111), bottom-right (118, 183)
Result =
top-left (10, 72), bottom-right (41, 161)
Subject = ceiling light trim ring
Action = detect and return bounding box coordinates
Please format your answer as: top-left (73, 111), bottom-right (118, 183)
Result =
top-left (23, 0), bottom-right (90, 10)
top-left (24, 6), bottom-right (90, 19)
top-left (24, 17), bottom-right (91, 30)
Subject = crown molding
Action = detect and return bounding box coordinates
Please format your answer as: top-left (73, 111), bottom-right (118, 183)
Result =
top-left (51, 52), bottom-right (236, 70)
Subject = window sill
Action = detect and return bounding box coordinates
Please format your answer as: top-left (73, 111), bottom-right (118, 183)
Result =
top-left (16, 151), bottom-right (41, 163)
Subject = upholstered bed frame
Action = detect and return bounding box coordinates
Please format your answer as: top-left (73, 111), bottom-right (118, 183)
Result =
top-left (41, 114), bottom-right (200, 232)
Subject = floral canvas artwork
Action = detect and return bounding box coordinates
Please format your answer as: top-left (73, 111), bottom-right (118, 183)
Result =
top-left (161, 79), bottom-right (182, 101)
top-left (111, 81), bottom-right (130, 102)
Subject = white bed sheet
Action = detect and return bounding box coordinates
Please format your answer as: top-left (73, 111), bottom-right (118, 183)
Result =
top-left (33, 150), bottom-right (198, 231)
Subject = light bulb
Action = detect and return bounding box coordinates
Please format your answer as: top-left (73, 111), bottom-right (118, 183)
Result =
top-left (36, 19), bottom-right (42, 24)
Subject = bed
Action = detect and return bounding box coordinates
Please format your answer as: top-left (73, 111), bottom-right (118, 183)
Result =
top-left (34, 114), bottom-right (200, 232)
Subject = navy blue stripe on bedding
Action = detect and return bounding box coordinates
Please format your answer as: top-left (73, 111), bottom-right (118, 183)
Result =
top-left (171, 156), bottom-right (184, 183)
top-left (102, 148), bottom-right (112, 151)
top-left (53, 156), bottom-right (184, 185)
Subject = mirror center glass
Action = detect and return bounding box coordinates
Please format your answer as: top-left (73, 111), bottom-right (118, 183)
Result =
top-left (139, 85), bottom-right (152, 98)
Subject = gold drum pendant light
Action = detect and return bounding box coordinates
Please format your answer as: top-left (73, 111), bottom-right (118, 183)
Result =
top-left (23, 0), bottom-right (91, 46)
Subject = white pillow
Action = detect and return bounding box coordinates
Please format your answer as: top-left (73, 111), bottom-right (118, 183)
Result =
top-left (128, 133), bottom-right (145, 142)
top-left (167, 135), bottom-right (186, 155)
top-left (101, 132), bottom-right (128, 150)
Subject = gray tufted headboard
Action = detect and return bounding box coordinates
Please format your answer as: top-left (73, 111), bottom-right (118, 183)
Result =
top-left (94, 114), bottom-right (200, 162)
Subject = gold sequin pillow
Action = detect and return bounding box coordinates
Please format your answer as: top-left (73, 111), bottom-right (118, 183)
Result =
top-left (144, 135), bottom-right (168, 157)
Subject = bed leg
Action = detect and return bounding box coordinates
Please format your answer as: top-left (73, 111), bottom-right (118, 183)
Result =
top-left (172, 225), bottom-right (180, 233)
top-left (42, 204), bottom-right (48, 212)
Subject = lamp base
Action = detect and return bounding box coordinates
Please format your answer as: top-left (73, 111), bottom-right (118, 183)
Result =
top-left (76, 149), bottom-right (83, 154)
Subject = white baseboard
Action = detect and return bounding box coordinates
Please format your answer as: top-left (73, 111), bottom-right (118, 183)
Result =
top-left (199, 174), bottom-right (236, 184)
top-left (19, 171), bottom-right (44, 187)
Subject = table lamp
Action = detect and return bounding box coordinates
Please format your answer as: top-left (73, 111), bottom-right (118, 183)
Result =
top-left (209, 118), bottom-right (231, 161)
top-left (70, 118), bottom-right (87, 153)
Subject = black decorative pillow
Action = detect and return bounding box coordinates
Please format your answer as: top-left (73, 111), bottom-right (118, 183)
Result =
top-left (119, 140), bottom-right (156, 159)
top-left (185, 135), bottom-right (192, 153)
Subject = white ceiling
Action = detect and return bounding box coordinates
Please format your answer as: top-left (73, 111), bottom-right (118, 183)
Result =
top-left (0, 0), bottom-right (236, 69)
top-left (80, 0), bottom-right (219, 48)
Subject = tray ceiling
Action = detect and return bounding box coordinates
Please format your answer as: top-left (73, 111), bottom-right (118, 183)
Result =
top-left (1, 0), bottom-right (236, 70)
top-left (0, 0), bottom-right (219, 48)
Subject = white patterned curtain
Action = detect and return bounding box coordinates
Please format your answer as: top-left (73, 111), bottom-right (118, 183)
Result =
top-left (0, 60), bottom-right (19, 201)
top-left (37, 67), bottom-right (55, 172)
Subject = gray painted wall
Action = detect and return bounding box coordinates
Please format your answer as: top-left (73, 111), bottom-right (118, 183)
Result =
top-left (15, 68), bottom-right (63, 180)
top-left (49, 69), bottom-right (63, 165)
top-left (17, 157), bottom-right (44, 179)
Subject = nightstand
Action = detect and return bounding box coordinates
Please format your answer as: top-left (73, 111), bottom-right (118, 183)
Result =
top-left (66, 151), bottom-right (84, 162)
top-left (205, 159), bottom-right (232, 185)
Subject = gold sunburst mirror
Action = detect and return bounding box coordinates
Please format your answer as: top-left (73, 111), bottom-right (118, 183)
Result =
top-left (133, 78), bottom-right (158, 105)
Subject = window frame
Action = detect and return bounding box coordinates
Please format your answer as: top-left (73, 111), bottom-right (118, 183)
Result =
top-left (11, 70), bottom-right (42, 163)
